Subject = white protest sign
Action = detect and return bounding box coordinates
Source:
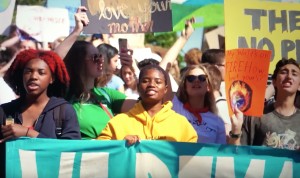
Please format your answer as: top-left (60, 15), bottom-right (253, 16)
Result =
top-left (0, 0), bottom-right (16, 35)
top-left (16, 5), bottom-right (69, 42)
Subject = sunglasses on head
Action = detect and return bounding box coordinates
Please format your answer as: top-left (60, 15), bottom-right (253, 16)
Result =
top-left (186, 75), bottom-right (207, 82)
top-left (89, 54), bottom-right (102, 63)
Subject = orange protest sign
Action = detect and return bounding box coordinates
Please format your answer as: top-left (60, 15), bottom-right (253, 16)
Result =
top-left (225, 48), bottom-right (271, 117)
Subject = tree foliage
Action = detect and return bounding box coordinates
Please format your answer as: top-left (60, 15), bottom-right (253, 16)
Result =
top-left (145, 32), bottom-right (177, 48)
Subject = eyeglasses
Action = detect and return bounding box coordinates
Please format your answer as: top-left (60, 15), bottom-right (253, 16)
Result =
top-left (89, 54), bottom-right (103, 64)
top-left (186, 75), bottom-right (207, 83)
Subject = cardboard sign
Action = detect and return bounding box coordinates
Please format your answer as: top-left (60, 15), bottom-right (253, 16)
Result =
top-left (225, 0), bottom-right (300, 73)
top-left (16, 5), bottom-right (70, 42)
top-left (81, 0), bottom-right (172, 34)
top-left (225, 49), bottom-right (271, 117)
top-left (0, 0), bottom-right (16, 35)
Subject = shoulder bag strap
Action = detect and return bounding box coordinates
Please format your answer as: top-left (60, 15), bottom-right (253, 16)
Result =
top-left (99, 102), bottom-right (113, 119)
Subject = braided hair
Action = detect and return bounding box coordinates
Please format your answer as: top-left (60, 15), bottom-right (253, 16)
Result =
top-left (4, 49), bottom-right (69, 97)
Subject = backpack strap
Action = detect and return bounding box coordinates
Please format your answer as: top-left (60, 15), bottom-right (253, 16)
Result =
top-left (53, 104), bottom-right (66, 138)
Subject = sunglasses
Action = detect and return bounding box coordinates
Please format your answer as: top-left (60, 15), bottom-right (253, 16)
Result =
top-left (89, 54), bottom-right (103, 64)
top-left (186, 75), bottom-right (207, 83)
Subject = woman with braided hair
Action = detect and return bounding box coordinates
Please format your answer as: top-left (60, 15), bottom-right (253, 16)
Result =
top-left (0, 49), bottom-right (81, 142)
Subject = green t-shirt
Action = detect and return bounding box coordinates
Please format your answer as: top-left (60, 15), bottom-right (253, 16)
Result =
top-left (72, 87), bottom-right (126, 139)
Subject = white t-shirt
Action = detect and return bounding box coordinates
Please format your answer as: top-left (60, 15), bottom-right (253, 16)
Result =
top-left (215, 96), bottom-right (231, 135)
top-left (172, 96), bottom-right (226, 144)
top-left (169, 73), bottom-right (178, 93)
top-left (0, 77), bottom-right (16, 105)
top-left (124, 88), bottom-right (139, 100)
top-left (220, 81), bottom-right (226, 97)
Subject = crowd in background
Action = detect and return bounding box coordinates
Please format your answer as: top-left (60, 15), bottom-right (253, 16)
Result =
top-left (0, 6), bottom-right (300, 153)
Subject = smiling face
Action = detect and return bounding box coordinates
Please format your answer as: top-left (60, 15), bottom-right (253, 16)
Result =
top-left (138, 68), bottom-right (167, 104)
top-left (23, 58), bottom-right (53, 97)
top-left (185, 68), bottom-right (209, 97)
top-left (273, 64), bottom-right (300, 95)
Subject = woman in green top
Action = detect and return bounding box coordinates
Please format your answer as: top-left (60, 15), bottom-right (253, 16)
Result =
top-left (55, 7), bottom-right (136, 139)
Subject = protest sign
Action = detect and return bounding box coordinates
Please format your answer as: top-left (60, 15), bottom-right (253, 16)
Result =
top-left (0, 0), bottom-right (16, 35)
top-left (225, 0), bottom-right (300, 73)
top-left (81, 0), bottom-right (172, 34)
top-left (16, 5), bottom-right (69, 42)
top-left (46, 0), bottom-right (81, 33)
top-left (6, 138), bottom-right (298, 178)
top-left (225, 48), bottom-right (271, 117)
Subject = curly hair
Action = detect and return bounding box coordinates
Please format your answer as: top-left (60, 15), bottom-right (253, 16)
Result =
top-left (184, 48), bottom-right (202, 65)
top-left (177, 64), bottom-right (217, 114)
top-left (4, 49), bottom-right (69, 97)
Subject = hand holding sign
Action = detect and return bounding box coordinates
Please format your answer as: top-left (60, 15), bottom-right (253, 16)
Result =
top-left (124, 135), bottom-right (140, 146)
top-left (230, 105), bottom-right (244, 135)
top-left (225, 49), bottom-right (271, 117)
top-left (74, 6), bottom-right (89, 33)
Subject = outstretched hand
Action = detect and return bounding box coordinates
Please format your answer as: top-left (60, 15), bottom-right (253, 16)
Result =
top-left (74, 6), bottom-right (89, 33)
top-left (124, 135), bottom-right (140, 146)
top-left (181, 17), bottom-right (195, 40)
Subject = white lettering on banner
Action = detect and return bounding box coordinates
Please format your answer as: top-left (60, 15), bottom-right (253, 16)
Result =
top-left (58, 152), bottom-right (76, 178)
top-left (279, 161), bottom-right (293, 178)
top-left (80, 152), bottom-right (109, 178)
top-left (16, 150), bottom-right (294, 177)
top-left (136, 153), bottom-right (171, 178)
top-left (19, 150), bottom-right (38, 178)
top-left (178, 156), bottom-right (213, 178)
top-left (244, 159), bottom-right (265, 178)
top-left (215, 157), bottom-right (235, 178)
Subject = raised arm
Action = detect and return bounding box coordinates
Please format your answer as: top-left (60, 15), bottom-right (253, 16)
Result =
top-left (159, 18), bottom-right (195, 70)
top-left (55, 6), bottom-right (89, 59)
top-left (0, 36), bottom-right (19, 48)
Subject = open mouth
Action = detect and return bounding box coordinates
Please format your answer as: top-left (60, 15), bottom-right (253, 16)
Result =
top-left (145, 89), bottom-right (157, 96)
top-left (27, 83), bottom-right (39, 90)
top-left (282, 80), bottom-right (293, 87)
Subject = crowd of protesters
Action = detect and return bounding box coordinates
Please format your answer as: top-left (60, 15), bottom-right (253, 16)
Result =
top-left (0, 6), bottom-right (299, 152)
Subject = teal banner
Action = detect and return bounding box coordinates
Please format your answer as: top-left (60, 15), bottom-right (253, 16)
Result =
top-left (6, 138), bottom-right (299, 177)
